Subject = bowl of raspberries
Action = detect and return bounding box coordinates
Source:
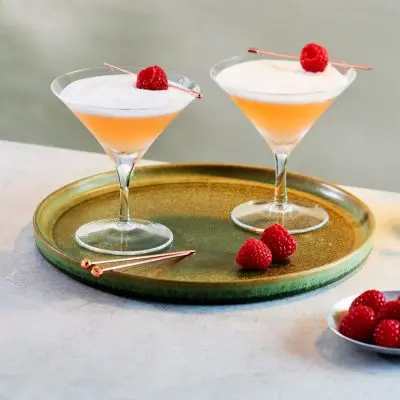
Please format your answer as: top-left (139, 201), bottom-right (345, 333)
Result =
top-left (328, 290), bottom-right (400, 355)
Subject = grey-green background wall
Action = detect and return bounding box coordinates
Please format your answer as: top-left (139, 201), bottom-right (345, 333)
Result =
top-left (0, 0), bottom-right (395, 190)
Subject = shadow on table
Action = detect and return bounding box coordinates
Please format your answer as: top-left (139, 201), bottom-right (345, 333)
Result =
top-left (1, 223), bottom-right (364, 315)
top-left (280, 323), bottom-right (400, 373)
top-left (316, 329), bottom-right (400, 370)
top-left (284, 318), bottom-right (400, 371)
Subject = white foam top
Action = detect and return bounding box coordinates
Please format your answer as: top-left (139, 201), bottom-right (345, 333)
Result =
top-left (215, 59), bottom-right (353, 104)
top-left (59, 74), bottom-right (195, 117)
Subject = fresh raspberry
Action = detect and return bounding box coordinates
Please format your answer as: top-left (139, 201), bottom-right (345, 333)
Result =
top-left (300, 43), bottom-right (329, 73)
top-left (260, 224), bottom-right (297, 262)
top-left (338, 305), bottom-right (376, 342)
top-left (377, 301), bottom-right (400, 321)
top-left (373, 320), bottom-right (400, 348)
top-left (236, 238), bottom-right (272, 271)
top-left (350, 290), bottom-right (386, 313)
top-left (136, 66), bottom-right (168, 91)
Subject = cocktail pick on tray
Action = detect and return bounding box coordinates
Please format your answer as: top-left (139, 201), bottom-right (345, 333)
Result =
top-left (80, 250), bottom-right (196, 278)
top-left (247, 47), bottom-right (372, 71)
top-left (104, 63), bottom-right (203, 98)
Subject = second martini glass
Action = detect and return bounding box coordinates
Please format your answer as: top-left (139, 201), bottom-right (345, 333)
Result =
top-left (210, 54), bottom-right (356, 234)
top-left (52, 66), bottom-right (200, 255)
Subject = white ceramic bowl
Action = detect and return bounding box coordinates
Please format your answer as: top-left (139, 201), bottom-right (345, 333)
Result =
top-left (327, 290), bottom-right (400, 355)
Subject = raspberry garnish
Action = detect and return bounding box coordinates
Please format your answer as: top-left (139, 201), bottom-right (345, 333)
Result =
top-left (377, 300), bottom-right (400, 321)
top-left (373, 320), bottom-right (400, 348)
top-left (136, 66), bottom-right (168, 91)
top-left (260, 224), bottom-right (297, 262)
top-left (236, 238), bottom-right (272, 271)
top-left (350, 290), bottom-right (386, 313)
top-left (339, 305), bottom-right (377, 342)
top-left (300, 43), bottom-right (329, 73)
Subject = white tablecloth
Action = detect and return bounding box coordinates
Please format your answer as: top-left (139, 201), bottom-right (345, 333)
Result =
top-left (1, 140), bottom-right (400, 400)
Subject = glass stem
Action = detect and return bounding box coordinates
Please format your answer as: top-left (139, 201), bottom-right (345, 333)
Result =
top-left (273, 152), bottom-right (288, 211)
top-left (115, 155), bottom-right (136, 229)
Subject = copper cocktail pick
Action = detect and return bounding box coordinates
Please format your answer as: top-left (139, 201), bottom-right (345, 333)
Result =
top-left (247, 48), bottom-right (372, 71)
top-left (104, 63), bottom-right (202, 98)
top-left (80, 249), bottom-right (195, 269)
top-left (80, 249), bottom-right (196, 278)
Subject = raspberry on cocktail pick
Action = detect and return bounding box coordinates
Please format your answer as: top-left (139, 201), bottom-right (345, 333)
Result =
top-left (103, 63), bottom-right (202, 98)
top-left (300, 43), bottom-right (329, 73)
top-left (248, 47), bottom-right (372, 71)
top-left (136, 66), bottom-right (168, 91)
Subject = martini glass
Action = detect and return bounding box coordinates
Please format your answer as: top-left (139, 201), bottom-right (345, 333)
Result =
top-left (210, 54), bottom-right (356, 234)
top-left (51, 66), bottom-right (199, 255)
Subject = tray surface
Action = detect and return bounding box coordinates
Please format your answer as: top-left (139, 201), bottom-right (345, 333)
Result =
top-left (34, 164), bottom-right (375, 304)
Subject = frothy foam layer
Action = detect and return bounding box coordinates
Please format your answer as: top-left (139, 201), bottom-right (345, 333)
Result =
top-left (215, 59), bottom-right (352, 104)
top-left (59, 74), bottom-right (195, 117)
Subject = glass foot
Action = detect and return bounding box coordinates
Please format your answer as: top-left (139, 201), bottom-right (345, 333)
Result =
top-left (231, 200), bottom-right (329, 234)
top-left (75, 218), bottom-right (173, 256)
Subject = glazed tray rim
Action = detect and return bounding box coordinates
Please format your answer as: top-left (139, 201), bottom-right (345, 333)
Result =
top-left (33, 162), bottom-right (375, 286)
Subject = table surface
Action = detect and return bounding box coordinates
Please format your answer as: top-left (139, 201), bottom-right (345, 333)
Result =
top-left (2, 140), bottom-right (400, 400)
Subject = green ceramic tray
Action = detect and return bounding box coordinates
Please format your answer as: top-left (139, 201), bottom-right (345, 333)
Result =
top-left (33, 164), bottom-right (375, 304)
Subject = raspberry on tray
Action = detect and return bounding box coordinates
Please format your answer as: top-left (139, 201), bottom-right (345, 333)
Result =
top-left (260, 224), bottom-right (297, 262)
top-left (236, 238), bottom-right (272, 271)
